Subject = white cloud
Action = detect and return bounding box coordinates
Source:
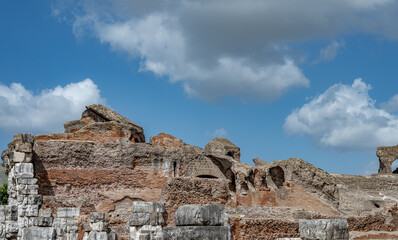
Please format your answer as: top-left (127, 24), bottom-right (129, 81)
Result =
top-left (0, 79), bottom-right (105, 134)
top-left (284, 79), bottom-right (398, 151)
top-left (53, 0), bottom-right (398, 101)
top-left (316, 41), bottom-right (344, 63)
top-left (206, 128), bottom-right (228, 138)
top-left (380, 94), bottom-right (398, 112)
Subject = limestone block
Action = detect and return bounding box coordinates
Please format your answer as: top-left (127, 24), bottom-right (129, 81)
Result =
top-left (27, 194), bottom-right (43, 205)
top-left (90, 212), bottom-right (105, 223)
top-left (0, 224), bottom-right (4, 238)
top-left (16, 142), bottom-right (33, 153)
top-left (21, 227), bottom-right (56, 240)
top-left (17, 177), bottom-right (38, 185)
top-left (18, 205), bottom-right (39, 217)
top-left (299, 219), bottom-right (349, 240)
top-left (129, 213), bottom-right (150, 226)
top-left (129, 212), bottom-right (164, 226)
top-left (87, 231), bottom-right (108, 240)
top-left (14, 163), bottom-right (34, 178)
top-left (66, 232), bottom-right (79, 240)
top-left (39, 209), bottom-right (52, 217)
top-left (175, 204), bottom-right (224, 226)
top-left (66, 219), bottom-right (79, 232)
top-left (30, 216), bottom-right (54, 227)
top-left (4, 206), bottom-right (18, 221)
top-left (53, 217), bottom-right (67, 235)
top-left (9, 152), bottom-right (28, 163)
top-left (0, 206), bottom-right (5, 223)
top-left (14, 133), bottom-right (34, 144)
top-left (133, 202), bottom-right (165, 213)
top-left (18, 217), bottom-right (30, 228)
top-left (163, 226), bottom-right (230, 240)
top-left (5, 220), bottom-right (19, 234)
top-left (57, 207), bottom-right (80, 218)
top-left (91, 222), bottom-right (109, 231)
top-left (131, 225), bottom-right (163, 240)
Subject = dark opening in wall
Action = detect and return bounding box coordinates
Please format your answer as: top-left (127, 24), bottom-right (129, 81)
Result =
top-left (269, 166), bottom-right (285, 188)
top-left (227, 151), bottom-right (234, 157)
top-left (197, 175), bottom-right (218, 179)
top-left (393, 168), bottom-right (398, 174)
top-left (173, 162), bottom-right (177, 177)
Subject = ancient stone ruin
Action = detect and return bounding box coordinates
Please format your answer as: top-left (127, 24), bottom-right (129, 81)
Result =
top-left (1, 104), bottom-right (398, 239)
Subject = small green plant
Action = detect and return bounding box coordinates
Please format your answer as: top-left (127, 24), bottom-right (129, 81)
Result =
top-left (0, 182), bottom-right (8, 205)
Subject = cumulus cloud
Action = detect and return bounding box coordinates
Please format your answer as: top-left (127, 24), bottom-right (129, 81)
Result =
top-left (284, 79), bottom-right (398, 151)
top-left (380, 94), bottom-right (398, 112)
top-left (0, 79), bottom-right (105, 134)
top-left (205, 128), bottom-right (228, 138)
top-left (53, 0), bottom-right (398, 101)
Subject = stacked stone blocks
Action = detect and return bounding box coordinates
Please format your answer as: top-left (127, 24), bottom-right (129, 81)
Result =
top-left (129, 202), bottom-right (165, 240)
top-left (83, 212), bottom-right (116, 240)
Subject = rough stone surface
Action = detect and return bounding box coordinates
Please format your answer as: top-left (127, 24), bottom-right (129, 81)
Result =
top-left (376, 144), bottom-right (398, 174)
top-left (253, 157), bottom-right (267, 166)
top-left (205, 138), bottom-right (240, 162)
top-left (163, 226), bottom-right (230, 240)
top-left (2, 104), bottom-right (398, 240)
top-left (175, 204), bottom-right (224, 226)
top-left (150, 133), bottom-right (183, 148)
top-left (299, 219), bottom-right (349, 240)
top-left (64, 119), bottom-right (88, 133)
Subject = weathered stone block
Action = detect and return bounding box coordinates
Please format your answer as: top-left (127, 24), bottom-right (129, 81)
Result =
top-left (163, 226), bottom-right (230, 240)
top-left (133, 202), bottom-right (165, 213)
top-left (18, 217), bottom-right (30, 228)
top-left (39, 209), bottom-right (52, 217)
top-left (27, 194), bottom-right (43, 205)
top-left (299, 219), bottom-right (349, 240)
top-left (91, 222), bottom-right (109, 232)
top-left (53, 217), bottom-right (67, 235)
top-left (17, 177), bottom-right (38, 185)
top-left (66, 219), bottom-right (79, 232)
top-left (90, 212), bottom-right (105, 223)
top-left (30, 216), bottom-right (54, 227)
top-left (131, 225), bottom-right (163, 240)
top-left (4, 206), bottom-right (18, 221)
top-left (21, 227), bottom-right (56, 240)
top-left (175, 204), bottom-right (224, 226)
top-left (57, 207), bottom-right (80, 218)
top-left (14, 133), bottom-right (34, 144)
top-left (18, 205), bottom-right (39, 217)
top-left (14, 163), bottom-right (34, 178)
top-left (86, 231), bottom-right (108, 240)
top-left (129, 213), bottom-right (151, 226)
top-left (9, 152), bottom-right (28, 163)
top-left (5, 220), bottom-right (19, 233)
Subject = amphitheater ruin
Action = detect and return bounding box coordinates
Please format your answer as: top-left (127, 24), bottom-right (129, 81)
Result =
top-left (1, 104), bottom-right (398, 239)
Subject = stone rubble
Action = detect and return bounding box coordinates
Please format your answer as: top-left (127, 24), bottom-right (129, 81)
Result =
top-left (129, 202), bottom-right (165, 240)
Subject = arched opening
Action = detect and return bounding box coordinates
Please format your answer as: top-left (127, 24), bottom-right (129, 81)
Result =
top-left (196, 175), bottom-right (218, 179)
top-left (392, 160), bottom-right (398, 174)
top-left (269, 166), bottom-right (285, 188)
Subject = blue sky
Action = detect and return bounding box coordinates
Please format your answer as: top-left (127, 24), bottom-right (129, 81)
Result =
top-left (1, 0), bottom-right (398, 174)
